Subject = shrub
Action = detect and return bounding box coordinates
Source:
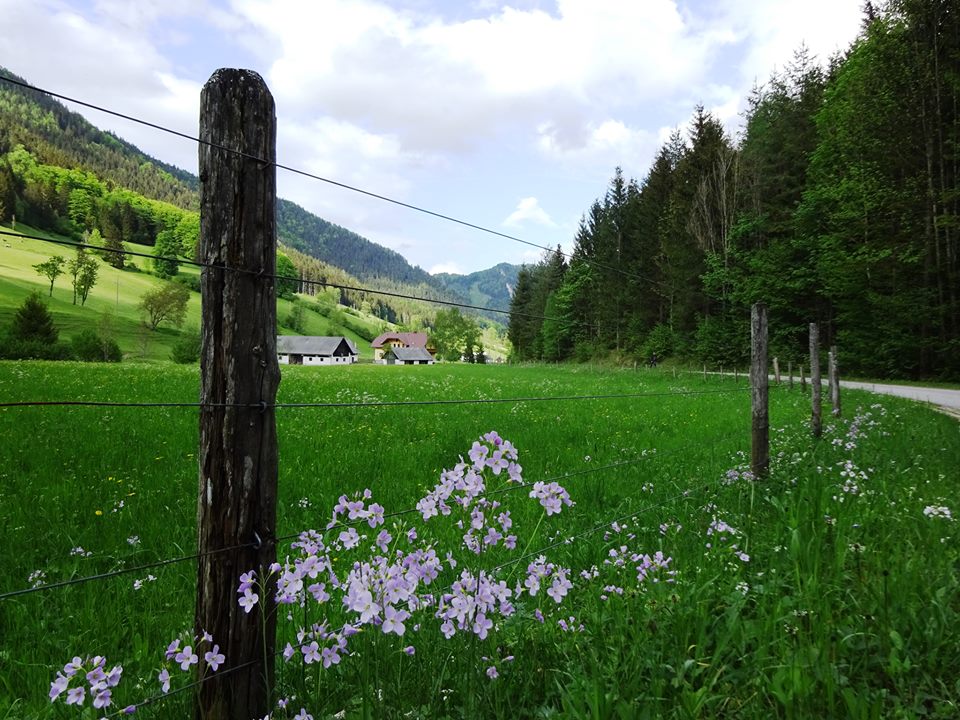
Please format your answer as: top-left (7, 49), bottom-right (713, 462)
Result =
top-left (640, 323), bottom-right (678, 362)
top-left (72, 329), bottom-right (122, 362)
top-left (0, 336), bottom-right (73, 360)
top-left (170, 326), bottom-right (201, 364)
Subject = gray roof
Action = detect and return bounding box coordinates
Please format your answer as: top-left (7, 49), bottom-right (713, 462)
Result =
top-left (391, 346), bottom-right (434, 362)
top-left (277, 336), bottom-right (358, 356)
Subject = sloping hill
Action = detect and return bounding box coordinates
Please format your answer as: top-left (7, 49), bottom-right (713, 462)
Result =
top-left (433, 262), bottom-right (520, 314)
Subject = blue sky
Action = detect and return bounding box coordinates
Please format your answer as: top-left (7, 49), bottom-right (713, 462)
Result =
top-left (0, 0), bottom-right (863, 274)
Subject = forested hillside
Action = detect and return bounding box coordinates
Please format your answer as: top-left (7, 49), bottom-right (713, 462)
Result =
top-left (433, 262), bottom-right (519, 316)
top-left (509, 1), bottom-right (960, 380)
top-left (0, 68), bottom-right (470, 325)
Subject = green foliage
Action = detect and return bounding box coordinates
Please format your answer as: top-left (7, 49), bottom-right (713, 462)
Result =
top-left (71, 329), bottom-right (121, 362)
top-left (430, 307), bottom-right (479, 362)
top-left (170, 325), bottom-right (200, 364)
top-left (139, 281), bottom-right (189, 331)
top-left (276, 252), bottom-right (298, 300)
top-left (32, 254), bottom-right (64, 296)
top-left (152, 228), bottom-right (180, 278)
top-left (285, 300), bottom-right (307, 334)
top-left (640, 323), bottom-right (679, 363)
top-left (100, 231), bottom-right (125, 270)
top-left (694, 315), bottom-right (748, 366)
top-left (67, 247), bottom-right (98, 306)
top-left (9, 291), bottom-right (57, 343)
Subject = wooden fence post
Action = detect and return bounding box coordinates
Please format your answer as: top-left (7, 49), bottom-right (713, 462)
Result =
top-left (751, 304), bottom-right (769, 477)
top-left (829, 345), bottom-right (841, 417)
top-left (195, 68), bottom-right (279, 720)
top-left (810, 323), bottom-right (822, 438)
top-left (788, 360), bottom-right (793, 389)
top-left (773, 356), bottom-right (780, 384)
top-left (800, 363), bottom-right (806, 391)
top-left (703, 363), bottom-right (707, 382)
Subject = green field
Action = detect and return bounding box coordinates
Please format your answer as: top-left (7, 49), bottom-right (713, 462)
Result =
top-left (0, 361), bottom-right (957, 718)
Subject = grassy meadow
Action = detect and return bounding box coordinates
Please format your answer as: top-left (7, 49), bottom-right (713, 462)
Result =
top-left (0, 361), bottom-right (958, 719)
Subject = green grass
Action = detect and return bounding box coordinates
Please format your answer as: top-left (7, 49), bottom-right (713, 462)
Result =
top-left (0, 362), bottom-right (958, 719)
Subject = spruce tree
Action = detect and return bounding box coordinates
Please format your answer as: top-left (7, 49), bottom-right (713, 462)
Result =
top-left (10, 292), bottom-right (58, 344)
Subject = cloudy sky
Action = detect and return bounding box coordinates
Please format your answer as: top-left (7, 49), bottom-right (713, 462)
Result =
top-left (0, 0), bottom-right (863, 275)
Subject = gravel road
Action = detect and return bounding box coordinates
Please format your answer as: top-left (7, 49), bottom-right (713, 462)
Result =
top-left (838, 380), bottom-right (960, 418)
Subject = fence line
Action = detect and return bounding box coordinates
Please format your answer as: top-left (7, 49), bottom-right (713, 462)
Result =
top-left (0, 425), bottom-right (745, 601)
top-left (0, 542), bottom-right (256, 602)
top-left (100, 658), bottom-right (260, 719)
top-left (0, 74), bottom-right (666, 290)
top-left (0, 227), bottom-right (580, 330)
top-left (274, 426), bottom-right (747, 545)
top-left (0, 386), bottom-right (753, 411)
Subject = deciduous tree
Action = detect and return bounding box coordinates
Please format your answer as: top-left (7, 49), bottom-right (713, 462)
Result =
top-left (139, 282), bottom-right (189, 331)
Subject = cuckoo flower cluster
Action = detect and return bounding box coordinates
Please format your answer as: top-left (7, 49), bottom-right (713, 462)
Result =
top-left (49, 655), bottom-right (124, 711)
top-left (236, 431), bottom-right (574, 677)
top-left (706, 517), bottom-right (750, 563)
top-left (574, 521), bottom-right (677, 604)
top-left (157, 631), bottom-right (225, 695)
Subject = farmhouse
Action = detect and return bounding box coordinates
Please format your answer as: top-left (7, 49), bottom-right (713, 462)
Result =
top-left (382, 346), bottom-right (435, 365)
top-left (276, 336), bottom-right (358, 365)
top-left (371, 332), bottom-right (436, 364)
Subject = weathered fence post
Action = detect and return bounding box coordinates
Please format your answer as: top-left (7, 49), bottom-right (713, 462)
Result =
top-left (788, 360), bottom-right (793, 389)
top-left (829, 345), bottom-right (841, 417)
top-left (800, 363), bottom-right (806, 391)
top-left (773, 356), bottom-right (780, 385)
top-left (195, 68), bottom-right (279, 720)
top-left (810, 323), bottom-right (822, 438)
top-left (751, 304), bottom-right (769, 477)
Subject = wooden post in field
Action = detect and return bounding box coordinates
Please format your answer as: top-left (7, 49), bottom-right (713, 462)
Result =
top-left (800, 363), bottom-right (806, 391)
top-left (810, 323), bottom-right (822, 438)
top-left (788, 360), bottom-right (793, 389)
top-left (720, 364), bottom-right (724, 380)
top-left (773, 356), bottom-right (780, 384)
top-left (750, 304), bottom-right (769, 477)
top-left (703, 363), bottom-right (707, 382)
top-left (196, 69), bottom-right (279, 720)
top-left (829, 345), bottom-right (841, 417)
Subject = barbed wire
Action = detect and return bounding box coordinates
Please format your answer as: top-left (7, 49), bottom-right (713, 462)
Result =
top-left (0, 74), bottom-right (668, 290)
top-left (0, 386), bottom-right (754, 411)
top-left (0, 541), bottom-right (255, 602)
top-left (100, 658), bottom-right (260, 719)
top-left (273, 426), bottom-right (746, 545)
top-left (0, 227), bottom-right (583, 329)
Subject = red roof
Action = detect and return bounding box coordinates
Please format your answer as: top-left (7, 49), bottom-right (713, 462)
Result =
top-left (371, 332), bottom-right (429, 349)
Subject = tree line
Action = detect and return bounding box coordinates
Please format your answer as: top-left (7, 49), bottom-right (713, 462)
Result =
top-left (509, 1), bottom-right (960, 380)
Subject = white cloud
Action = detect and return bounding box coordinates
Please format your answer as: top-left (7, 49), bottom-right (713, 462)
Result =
top-left (229, 0), bottom-right (717, 158)
top-left (429, 261), bottom-right (463, 274)
top-left (503, 197), bottom-right (556, 228)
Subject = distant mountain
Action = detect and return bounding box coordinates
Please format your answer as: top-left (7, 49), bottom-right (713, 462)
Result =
top-left (432, 262), bottom-right (520, 314)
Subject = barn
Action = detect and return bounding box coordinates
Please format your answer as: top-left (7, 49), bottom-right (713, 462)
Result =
top-left (276, 336), bottom-right (358, 365)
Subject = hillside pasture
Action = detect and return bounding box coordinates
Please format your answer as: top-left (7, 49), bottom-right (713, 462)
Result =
top-left (0, 224), bottom-right (385, 362)
top-left (0, 361), bottom-right (957, 718)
